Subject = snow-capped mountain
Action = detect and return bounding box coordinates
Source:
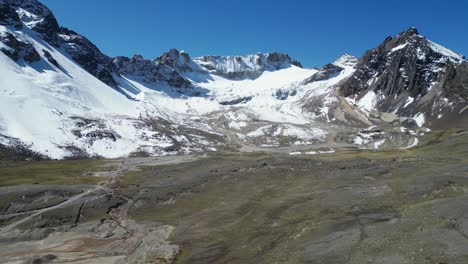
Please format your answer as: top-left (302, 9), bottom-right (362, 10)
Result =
top-left (1, 0), bottom-right (119, 87)
top-left (341, 27), bottom-right (467, 127)
top-left (0, 0), bottom-right (466, 159)
top-left (193, 52), bottom-right (302, 80)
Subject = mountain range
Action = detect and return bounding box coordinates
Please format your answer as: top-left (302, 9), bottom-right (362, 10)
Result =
top-left (0, 0), bottom-right (467, 159)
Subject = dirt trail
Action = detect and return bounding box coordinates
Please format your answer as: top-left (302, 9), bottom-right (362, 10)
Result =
top-left (0, 185), bottom-right (105, 234)
top-left (0, 155), bottom-right (201, 264)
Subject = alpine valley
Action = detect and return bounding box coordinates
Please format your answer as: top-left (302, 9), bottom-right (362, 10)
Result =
top-left (2, 1), bottom-right (468, 264)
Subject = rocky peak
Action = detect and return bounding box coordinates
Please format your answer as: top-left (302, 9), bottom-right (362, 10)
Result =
top-left (113, 51), bottom-right (193, 88)
top-left (264, 52), bottom-right (303, 68)
top-left (333, 54), bottom-right (358, 68)
top-left (302, 64), bottom-right (343, 85)
top-left (301, 54), bottom-right (357, 85)
top-left (341, 27), bottom-right (465, 98)
top-left (0, 30), bottom-right (40, 62)
top-left (156, 48), bottom-right (198, 73)
top-left (157, 49), bottom-right (190, 65)
top-left (340, 27), bottom-right (467, 118)
top-left (193, 52), bottom-right (302, 79)
top-left (132, 54), bottom-right (145, 61)
top-left (5, 0), bottom-right (60, 43)
top-left (398, 26), bottom-right (419, 38)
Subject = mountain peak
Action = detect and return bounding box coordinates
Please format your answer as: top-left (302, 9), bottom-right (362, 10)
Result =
top-left (341, 27), bottom-right (466, 115)
top-left (393, 27), bottom-right (420, 40)
top-left (379, 27), bottom-right (421, 48)
top-left (333, 54), bottom-right (358, 68)
top-left (156, 48), bottom-right (195, 74)
top-left (5, 0), bottom-right (60, 42)
top-left (391, 28), bottom-right (464, 63)
top-left (405, 26), bottom-right (419, 36)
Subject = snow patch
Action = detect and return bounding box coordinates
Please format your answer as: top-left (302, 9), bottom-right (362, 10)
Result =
top-left (402, 137), bottom-right (419, 149)
top-left (412, 113), bottom-right (425, 127)
top-left (357, 91), bottom-right (379, 112)
top-left (247, 124), bottom-right (327, 141)
top-left (290, 149), bottom-right (336, 155)
top-left (428, 40), bottom-right (464, 63)
top-left (373, 139), bottom-right (385, 149)
top-left (305, 149), bottom-right (336, 155)
top-left (390, 43), bottom-right (409, 53)
top-left (403, 96), bottom-right (414, 108)
top-left (228, 121), bottom-right (248, 130)
top-left (16, 8), bottom-right (44, 29)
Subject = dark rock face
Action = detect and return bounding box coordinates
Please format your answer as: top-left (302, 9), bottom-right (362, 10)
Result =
top-left (219, 96), bottom-right (253, 105)
top-left (5, 0), bottom-right (60, 44)
top-left (275, 89), bottom-right (297, 100)
top-left (42, 49), bottom-right (59, 67)
top-left (0, 1), bottom-right (22, 28)
top-left (30, 254), bottom-right (58, 264)
top-left (0, 31), bottom-right (40, 62)
top-left (157, 48), bottom-right (195, 72)
top-left (266, 52), bottom-right (303, 68)
top-left (113, 49), bottom-right (193, 88)
top-left (340, 27), bottom-right (466, 114)
top-left (302, 63), bottom-right (344, 85)
top-left (441, 62), bottom-right (468, 101)
top-left (58, 28), bottom-right (118, 87)
top-left (113, 55), bottom-right (155, 77)
top-left (341, 28), bottom-right (464, 98)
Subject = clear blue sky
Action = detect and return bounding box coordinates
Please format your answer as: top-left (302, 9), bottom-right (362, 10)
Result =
top-left (40, 0), bottom-right (468, 68)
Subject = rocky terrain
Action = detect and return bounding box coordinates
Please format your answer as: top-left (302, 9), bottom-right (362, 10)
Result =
top-left (0, 129), bottom-right (467, 263)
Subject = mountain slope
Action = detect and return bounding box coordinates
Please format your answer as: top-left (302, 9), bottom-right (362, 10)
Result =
top-left (341, 27), bottom-right (467, 127)
top-left (1, 0), bottom-right (120, 87)
top-left (0, 0), bottom-right (467, 159)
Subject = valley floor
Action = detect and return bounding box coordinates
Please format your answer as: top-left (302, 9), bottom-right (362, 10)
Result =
top-left (0, 130), bottom-right (468, 264)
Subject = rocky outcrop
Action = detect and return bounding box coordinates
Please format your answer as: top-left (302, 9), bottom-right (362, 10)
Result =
top-left (0, 31), bottom-right (40, 62)
top-left (301, 54), bottom-right (357, 85)
top-left (58, 27), bottom-right (118, 87)
top-left (0, 2), bottom-right (39, 62)
top-left (194, 52), bottom-right (302, 80)
top-left (42, 49), bottom-right (59, 67)
top-left (157, 48), bottom-right (199, 72)
top-left (4, 0), bottom-right (60, 44)
top-left (302, 63), bottom-right (344, 84)
top-left (0, 1), bottom-right (22, 28)
top-left (113, 49), bottom-right (194, 88)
